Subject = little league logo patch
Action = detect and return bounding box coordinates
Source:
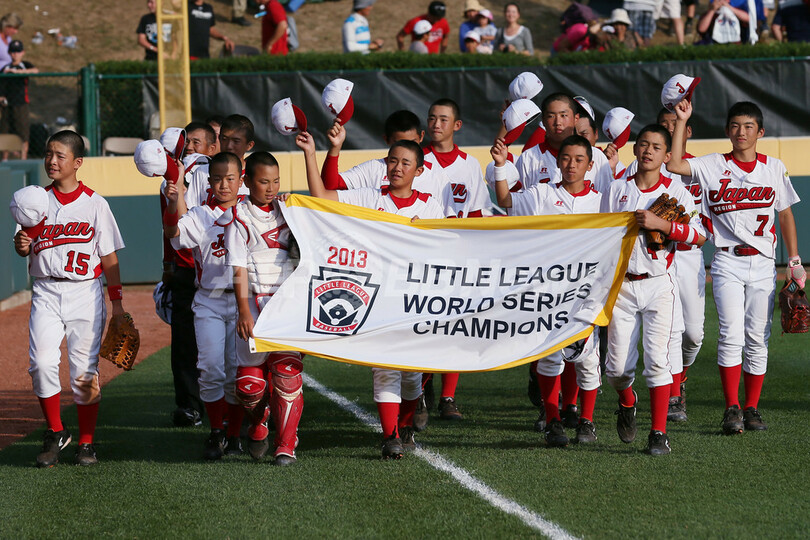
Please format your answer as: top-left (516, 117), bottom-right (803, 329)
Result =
top-left (307, 267), bottom-right (380, 335)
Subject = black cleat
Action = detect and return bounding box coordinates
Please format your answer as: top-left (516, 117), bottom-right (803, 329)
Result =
top-left (413, 393), bottom-right (428, 432)
top-left (667, 396), bottom-right (688, 423)
top-left (615, 392), bottom-right (637, 443)
top-left (274, 453), bottom-right (297, 466)
top-left (224, 436), bottom-right (243, 456)
top-left (247, 436), bottom-right (270, 461)
top-left (74, 443), bottom-right (99, 466)
top-left (203, 429), bottom-right (226, 460)
top-left (527, 365), bottom-right (543, 408)
top-left (722, 405), bottom-right (744, 435)
top-left (561, 404), bottom-right (579, 429)
top-left (36, 428), bottom-right (72, 468)
top-left (533, 408), bottom-right (547, 432)
top-left (575, 419), bottom-right (598, 444)
top-left (381, 435), bottom-right (404, 460)
top-left (743, 407), bottom-right (767, 431)
top-left (645, 430), bottom-right (671, 456)
top-left (544, 419), bottom-right (569, 447)
top-left (438, 397), bottom-right (463, 420)
top-left (172, 407), bottom-right (202, 427)
top-left (399, 426), bottom-right (416, 452)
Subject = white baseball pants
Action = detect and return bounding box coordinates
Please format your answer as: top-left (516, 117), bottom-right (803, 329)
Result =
top-left (535, 331), bottom-right (601, 391)
top-left (192, 289), bottom-right (238, 404)
top-left (373, 369), bottom-right (423, 403)
top-left (673, 248), bottom-right (706, 367)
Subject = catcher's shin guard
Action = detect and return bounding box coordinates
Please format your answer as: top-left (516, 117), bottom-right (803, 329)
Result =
top-left (269, 353), bottom-right (304, 457)
top-left (235, 366), bottom-right (267, 410)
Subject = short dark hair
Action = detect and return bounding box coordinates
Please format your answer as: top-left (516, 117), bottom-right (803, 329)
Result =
top-left (245, 151), bottom-right (280, 178)
top-left (726, 101), bottom-right (763, 131)
top-left (384, 110), bottom-right (422, 139)
top-left (430, 98), bottom-right (461, 122)
top-left (559, 135), bottom-right (593, 161)
top-left (47, 130), bottom-right (85, 158)
top-left (209, 151), bottom-right (242, 173)
top-left (389, 140), bottom-right (424, 169)
top-left (656, 107), bottom-right (691, 127)
top-left (540, 93), bottom-right (578, 115)
top-left (221, 114), bottom-right (255, 143)
top-left (184, 121), bottom-right (217, 145)
top-left (205, 115), bottom-right (225, 128)
top-left (575, 105), bottom-right (597, 133)
top-left (637, 124), bottom-right (672, 152)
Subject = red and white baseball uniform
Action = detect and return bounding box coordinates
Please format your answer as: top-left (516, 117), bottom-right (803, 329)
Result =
top-left (515, 142), bottom-right (615, 194)
top-left (185, 157), bottom-right (250, 209)
top-left (423, 143), bottom-right (491, 217)
top-left (28, 183), bottom-right (125, 403)
top-left (687, 152), bottom-right (800, 375)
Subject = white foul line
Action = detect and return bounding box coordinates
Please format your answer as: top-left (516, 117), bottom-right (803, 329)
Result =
top-left (302, 373), bottom-right (580, 540)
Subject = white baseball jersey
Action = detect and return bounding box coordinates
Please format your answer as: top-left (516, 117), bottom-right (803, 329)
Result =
top-left (28, 183), bottom-right (125, 280)
top-left (170, 202), bottom-right (232, 291)
top-left (602, 173), bottom-right (701, 277)
top-left (224, 199), bottom-right (295, 295)
top-left (514, 142), bottom-right (615, 194)
top-left (185, 158), bottom-right (250, 209)
top-left (511, 180), bottom-right (602, 217)
top-left (423, 144), bottom-right (491, 217)
top-left (687, 152), bottom-right (800, 258)
top-left (337, 187), bottom-right (445, 220)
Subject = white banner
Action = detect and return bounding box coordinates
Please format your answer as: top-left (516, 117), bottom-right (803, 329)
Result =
top-left (251, 195), bottom-right (638, 372)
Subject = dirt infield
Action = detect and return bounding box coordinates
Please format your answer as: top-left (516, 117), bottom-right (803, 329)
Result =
top-left (0, 286), bottom-right (171, 449)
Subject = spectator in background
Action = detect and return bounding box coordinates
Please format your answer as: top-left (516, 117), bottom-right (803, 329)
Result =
top-left (1, 40), bottom-right (38, 160)
top-left (397, 1), bottom-right (451, 54)
top-left (343, 0), bottom-right (384, 53)
top-left (410, 20), bottom-right (433, 53)
top-left (494, 3), bottom-right (534, 55)
top-left (623, 0), bottom-right (657, 47)
top-left (232, 0), bottom-right (251, 27)
top-left (136, 0), bottom-right (173, 60)
top-left (684, 0), bottom-right (699, 35)
top-left (658, 0), bottom-right (686, 45)
top-left (695, 0), bottom-right (752, 43)
top-left (189, 0), bottom-right (234, 59)
top-left (459, 0), bottom-right (483, 52)
top-left (0, 13), bottom-right (23, 69)
top-left (771, 0), bottom-right (810, 42)
top-left (463, 29), bottom-right (485, 53)
top-left (602, 8), bottom-right (633, 48)
top-left (259, 0), bottom-right (289, 55)
top-left (475, 9), bottom-right (498, 49)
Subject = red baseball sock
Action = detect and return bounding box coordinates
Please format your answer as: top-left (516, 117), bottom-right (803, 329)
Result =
top-left (579, 388), bottom-right (597, 422)
top-left (377, 402), bottom-right (399, 438)
top-left (440, 373), bottom-right (459, 398)
top-left (398, 398), bottom-right (418, 428)
top-left (38, 394), bottom-right (63, 432)
top-left (670, 371), bottom-right (682, 398)
top-left (743, 371), bottom-right (765, 409)
top-left (682, 365), bottom-right (690, 379)
top-left (561, 363), bottom-right (579, 407)
top-left (649, 385), bottom-right (669, 433)
top-left (718, 365), bottom-right (742, 408)
top-left (76, 402), bottom-right (99, 444)
top-left (226, 403), bottom-right (244, 438)
top-left (618, 386), bottom-right (636, 408)
top-left (421, 373), bottom-right (433, 391)
top-left (204, 398), bottom-right (226, 430)
top-left (538, 374), bottom-right (562, 422)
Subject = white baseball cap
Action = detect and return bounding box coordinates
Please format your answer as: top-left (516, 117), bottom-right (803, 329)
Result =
top-left (661, 74), bottom-right (701, 113)
top-left (602, 107), bottom-right (634, 149)
top-left (272, 98), bottom-right (308, 136)
top-left (413, 19), bottom-right (433, 36)
top-left (464, 30), bottom-right (481, 43)
top-left (605, 8), bottom-right (632, 26)
top-left (134, 139), bottom-right (180, 184)
top-left (159, 127), bottom-right (186, 159)
top-left (502, 99), bottom-right (541, 146)
top-left (573, 96), bottom-right (595, 122)
top-left (322, 78), bottom-right (355, 125)
top-left (9, 185), bottom-right (49, 239)
top-left (477, 8), bottom-right (493, 21)
top-left (509, 72), bottom-right (543, 101)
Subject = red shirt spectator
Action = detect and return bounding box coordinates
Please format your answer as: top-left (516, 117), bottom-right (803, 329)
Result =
top-left (397, 1), bottom-right (450, 53)
top-left (261, 0), bottom-right (288, 55)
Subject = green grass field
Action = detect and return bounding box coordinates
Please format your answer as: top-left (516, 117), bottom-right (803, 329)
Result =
top-left (2, 290), bottom-right (810, 539)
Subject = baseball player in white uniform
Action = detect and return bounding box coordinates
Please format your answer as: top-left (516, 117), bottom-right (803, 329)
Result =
top-left (164, 151), bottom-right (247, 461)
top-left (12, 131), bottom-right (126, 467)
top-left (667, 100), bottom-right (804, 435)
top-left (493, 134), bottom-right (603, 446)
top-left (224, 151), bottom-right (300, 465)
top-left (602, 124), bottom-right (706, 455)
top-left (300, 133), bottom-right (445, 460)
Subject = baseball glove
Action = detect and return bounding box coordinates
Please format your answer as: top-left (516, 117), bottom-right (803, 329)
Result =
top-left (779, 279), bottom-right (809, 334)
top-left (645, 193), bottom-right (690, 251)
top-left (100, 313), bottom-right (141, 370)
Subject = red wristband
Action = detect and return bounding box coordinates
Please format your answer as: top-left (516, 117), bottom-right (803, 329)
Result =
top-left (163, 209), bottom-right (179, 227)
top-left (108, 285), bottom-right (123, 301)
top-left (669, 221), bottom-right (698, 244)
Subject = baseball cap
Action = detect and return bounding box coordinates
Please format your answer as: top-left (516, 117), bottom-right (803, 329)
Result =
top-left (477, 8), bottom-right (494, 21)
top-left (573, 96), bottom-right (595, 121)
top-left (8, 40), bottom-right (23, 53)
top-left (428, 1), bottom-right (446, 17)
top-left (9, 185), bottom-right (48, 239)
top-left (502, 99), bottom-right (541, 146)
top-left (464, 30), bottom-right (481, 43)
top-left (159, 127), bottom-right (186, 160)
top-left (353, 0), bottom-right (376, 10)
top-left (508, 72), bottom-right (544, 101)
top-left (413, 19), bottom-right (433, 35)
top-left (134, 139), bottom-right (181, 184)
top-left (271, 98), bottom-right (308, 136)
top-left (322, 78), bottom-right (355, 125)
top-left (602, 107), bottom-right (634, 149)
top-left (661, 74), bottom-right (701, 113)
top-left (605, 8), bottom-right (632, 26)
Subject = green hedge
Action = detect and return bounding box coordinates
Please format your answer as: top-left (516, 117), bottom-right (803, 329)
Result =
top-left (94, 43), bottom-right (810, 75)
